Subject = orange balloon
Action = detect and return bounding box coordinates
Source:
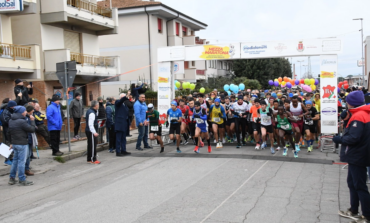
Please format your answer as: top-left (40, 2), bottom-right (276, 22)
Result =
top-left (300, 79), bottom-right (305, 84)
top-left (278, 77), bottom-right (282, 82)
top-left (290, 80), bottom-right (295, 85)
top-left (283, 77), bottom-right (287, 82)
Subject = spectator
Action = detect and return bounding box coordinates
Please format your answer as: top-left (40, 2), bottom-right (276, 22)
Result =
top-left (114, 93), bottom-right (131, 157)
top-left (46, 95), bottom-right (64, 156)
top-left (106, 97), bottom-right (116, 153)
top-left (13, 79), bottom-right (33, 106)
top-left (1, 100), bottom-right (17, 144)
top-left (85, 100), bottom-right (100, 164)
top-left (336, 91), bottom-right (370, 221)
top-left (21, 98), bottom-right (37, 108)
top-left (8, 106), bottom-right (35, 186)
top-left (97, 97), bottom-right (106, 120)
top-left (25, 105), bottom-right (35, 176)
top-left (124, 93), bottom-right (135, 137)
top-left (69, 93), bottom-right (84, 140)
top-left (34, 103), bottom-right (52, 149)
top-left (134, 94), bottom-right (151, 151)
top-left (131, 81), bottom-right (147, 101)
top-left (0, 98), bottom-right (10, 139)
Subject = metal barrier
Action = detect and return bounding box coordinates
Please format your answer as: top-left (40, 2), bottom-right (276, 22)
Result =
top-left (97, 119), bottom-right (108, 146)
top-left (148, 123), bottom-right (172, 147)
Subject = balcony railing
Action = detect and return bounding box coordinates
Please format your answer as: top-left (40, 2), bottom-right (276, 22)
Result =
top-left (70, 52), bottom-right (115, 68)
top-left (0, 43), bottom-right (31, 61)
top-left (67, 0), bottom-right (112, 18)
top-left (196, 70), bottom-right (205, 75)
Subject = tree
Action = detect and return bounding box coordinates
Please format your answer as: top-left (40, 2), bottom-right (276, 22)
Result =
top-left (232, 58), bottom-right (292, 88)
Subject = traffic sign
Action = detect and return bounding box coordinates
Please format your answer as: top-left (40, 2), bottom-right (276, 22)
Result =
top-left (56, 61), bottom-right (77, 89)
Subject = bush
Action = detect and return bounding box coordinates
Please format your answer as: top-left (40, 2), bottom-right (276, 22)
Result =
top-left (243, 79), bottom-right (262, 90)
top-left (145, 91), bottom-right (157, 98)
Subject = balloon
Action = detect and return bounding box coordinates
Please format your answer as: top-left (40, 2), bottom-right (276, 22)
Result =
top-left (239, 83), bottom-right (245, 91)
top-left (344, 80), bottom-right (348, 84)
top-left (274, 79), bottom-right (278, 82)
top-left (247, 89), bottom-right (251, 92)
top-left (286, 82), bottom-right (292, 89)
top-left (175, 81), bottom-right (181, 88)
top-left (281, 84), bottom-right (285, 88)
top-left (186, 82), bottom-right (191, 89)
top-left (314, 79), bottom-right (319, 85)
top-left (295, 79), bottom-right (300, 85)
top-left (300, 79), bottom-right (305, 84)
top-left (227, 91), bottom-right (231, 96)
top-left (175, 86), bottom-right (178, 90)
top-left (264, 90), bottom-right (269, 93)
top-left (224, 84), bottom-right (230, 91)
top-left (199, 87), bottom-right (205, 93)
top-left (306, 86), bottom-right (312, 92)
top-left (311, 85), bottom-right (316, 91)
top-left (190, 83), bottom-right (196, 90)
top-left (272, 93), bottom-right (277, 98)
top-left (274, 81), bottom-right (279, 87)
top-left (278, 77), bottom-right (282, 82)
top-left (309, 79), bottom-right (314, 85)
top-left (338, 82), bottom-right (343, 88)
top-left (289, 93), bottom-right (293, 97)
top-left (233, 85), bottom-right (239, 93)
top-left (282, 81), bottom-right (286, 85)
top-left (344, 84), bottom-right (349, 89)
top-left (304, 79), bottom-right (310, 85)
top-left (283, 77), bottom-right (287, 82)
top-left (290, 80), bottom-right (295, 85)
top-left (268, 80), bottom-right (274, 86)
top-left (337, 88), bottom-right (341, 93)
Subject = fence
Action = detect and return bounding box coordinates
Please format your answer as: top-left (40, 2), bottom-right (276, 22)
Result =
top-left (70, 52), bottom-right (115, 68)
top-left (0, 43), bottom-right (31, 61)
top-left (146, 98), bottom-right (158, 110)
top-left (67, 0), bottom-right (112, 18)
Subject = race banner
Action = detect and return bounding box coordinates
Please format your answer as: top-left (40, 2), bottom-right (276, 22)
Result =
top-left (157, 62), bottom-right (171, 122)
top-left (320, 55), bottom-right (338, 134)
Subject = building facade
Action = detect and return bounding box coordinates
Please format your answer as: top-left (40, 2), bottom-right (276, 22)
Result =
top-left (0, 0), bottom-right (120, 107)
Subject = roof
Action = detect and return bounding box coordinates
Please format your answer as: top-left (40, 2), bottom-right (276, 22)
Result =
top-left (97, 0), bottom-right (161, 8)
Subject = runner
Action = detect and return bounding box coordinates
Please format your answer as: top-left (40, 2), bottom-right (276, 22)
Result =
top-left (231, 95), bottom-right (249, 148)
top-left (258, 101), bottom-right (275, 154)
top-left (224, 97), bottom-right (235, 143)
top-left (276, 105), bottom-right (296, 157)
top-left (272, 100), bottom-right (281, 150)
top-left (166, 101), bottom-right (183, 153)
top-left (177, 99), bottom-right (191, 145)
top-left (246, 97), bottom-right (255, 143)
top-left (210, 98), bottom-right (226, 148)
top-left (250, 98), bottom-right (262, 149)
top-left (147, 104), bottom-right (165, 153)
top-left (193, 101), bottom-right (212, 153)
top-left (289, 96), bottom-right (309, 153)
top-left (188, 99), bottom-right (197, 145)
top-left (303, 100), bottom-right (319, 152)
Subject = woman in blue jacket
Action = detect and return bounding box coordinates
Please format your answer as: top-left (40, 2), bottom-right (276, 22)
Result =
top-left (46, 95), bottom-right (64, 156)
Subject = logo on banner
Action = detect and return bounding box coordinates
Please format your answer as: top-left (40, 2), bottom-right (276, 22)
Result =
top-left (174, 63), bottom-right (179, 72)
top-left (323, 120), bottom-right (336, 126)
top-left (159, 105), bottom-right (170, 110)
top-left (159, 95), bottom-right (169, 99)
top-left (297, 41), bottom-right (304, 52)
top-left (159, 114), bottom-right (167, 125)
top-left (158, 77), bottom-right (169, 83)
top-left (159, 87), bottom-right (171, 91)
top-left (243, 45), bottom-right (267, 55)
top-left (322, 107), bottom-right (336, 116)
top-left (322, 85), bottom-right (336, 99)
top-left (322, 60), bottom-right (337, 65)
top-left (275, 43), bottom-right (287, 53)
top-left (0, 0), bottom-right (16, 9)
top-left (200, 44), bottom-right (235, 60)
top-left (321, 71), bottom-right (336, 78)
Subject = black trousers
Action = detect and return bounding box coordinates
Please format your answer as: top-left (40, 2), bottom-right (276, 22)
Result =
top-left (108, 126), bottom-right (116, 149)
top-left (127, 116), bottom-right (133, 136)
top-left (73, 118), bottom-right (81, 136)
top-left (36, 124), bottom-right (51, 146)
top-left (348, 164), bottom-right (370, 217)
top-left (235, 118), bottom-right (247, 144)
top-left (86, 131), bottom-right (97, 162)
top-left (49, 130), bottom-right (60, 154)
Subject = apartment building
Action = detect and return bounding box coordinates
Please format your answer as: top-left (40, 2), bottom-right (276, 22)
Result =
top-left (98, 0), bottom-right (208, 96)
top-left (206, 60), bottom-right (234, 79)
top-left (0, 0), bottom-right (120, 107)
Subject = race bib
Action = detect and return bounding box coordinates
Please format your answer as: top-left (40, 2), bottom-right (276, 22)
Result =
top-left (262, 116), bottom-right (271, 123)
top-left (196, 118), bottom-right (204, 124)
top-left (281, 124), bottom-right (290, 130)
top-left (189, 116), bottom-right (193, 121)
top-left (171, 117), bottom-right (178, 121)
top-left (275, 118), bottom-right (277, 122)
top-left (305, 120), bottom-right (313, 125)
top-left (151, 126), bottom-right (159, 131)
top-left (213, 117), bottom-right (221, 122)
top-left (293, 116), bottom-right (301, 121)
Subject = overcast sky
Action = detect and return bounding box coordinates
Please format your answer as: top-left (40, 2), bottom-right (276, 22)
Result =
top-left (159, 0), bottom-right (369, 80)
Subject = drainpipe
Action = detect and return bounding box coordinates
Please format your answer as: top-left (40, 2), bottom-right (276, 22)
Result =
top-left (145, 7), bottom-right (153, 89)
top-left (166, 13), bottom-right (180, 46)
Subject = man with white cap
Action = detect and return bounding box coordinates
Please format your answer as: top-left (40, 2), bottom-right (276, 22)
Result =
top-left (147, 103), bottom-right (164, 153)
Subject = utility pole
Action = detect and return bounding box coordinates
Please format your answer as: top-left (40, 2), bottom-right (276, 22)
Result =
top-left (353, 18), bottom-right (365, 86)
top-left (297, 60), bottom-right (304, 79)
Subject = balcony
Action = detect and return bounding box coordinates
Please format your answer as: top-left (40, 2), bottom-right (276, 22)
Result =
top-left (44, 49), bottom-right (120, 81)
top-left (40, 0), bottom-right (118, 35)
top-left (0, 0), bottom-right (37, 15)
top-left (0, 43), bottom-right (41, 79)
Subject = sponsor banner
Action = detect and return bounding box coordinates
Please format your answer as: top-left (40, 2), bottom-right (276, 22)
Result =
top-left (240, 39), bottom-right (342, 59)
top-left (184, 43), bottom-right (241, 61)
top-left (157, 62), bottom-right (172, 116)
top-left (0, 0), bottom-right (23, 12)
top-left (173, 61), bottom-right (184, 75)
top-left (320, 55), bottom-right (338, 133)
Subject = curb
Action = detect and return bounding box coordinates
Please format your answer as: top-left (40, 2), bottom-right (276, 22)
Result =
top-left (53, 138), bottom-right (137, 163)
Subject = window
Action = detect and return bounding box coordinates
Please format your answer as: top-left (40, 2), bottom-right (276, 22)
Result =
top-left (176, 22), bottom-right (180, 36)
top-left (191, 30), bottom-right (195, 36)
top-left (182, 26), bottom-right (187, 36)
top-left (209, 61), bottom-right (211, 68)
top-left (192, 61), bottom-right (195, 66)
top-left (157, 18), bottom-right (162, 33)
top-left (184, 61), bottom-right (189, 69)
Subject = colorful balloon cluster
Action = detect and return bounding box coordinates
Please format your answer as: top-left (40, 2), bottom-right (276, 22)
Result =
top-left (174, 80), bottom-right (195, 90)
top-left (268, 76), bottom-right (319, 92)
top-left (223, 83), bottom-right (245, 94)
top-left (338, 80), bottom-right (349, 90)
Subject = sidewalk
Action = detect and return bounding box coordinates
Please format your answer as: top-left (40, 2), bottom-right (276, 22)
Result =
top-left (0, 129), bottom-right (140, 176)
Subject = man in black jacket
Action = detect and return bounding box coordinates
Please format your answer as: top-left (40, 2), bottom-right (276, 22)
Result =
top-left (124, 94), bottom-right (135, 137)
top-left (14, 79), bottom-right (33, 106)
top-left (1, 100), bottom-right (17, 144)
top-left (8, 106), bottom-right (35, 186)
top-left (85, 100), bottom-right (100, 164)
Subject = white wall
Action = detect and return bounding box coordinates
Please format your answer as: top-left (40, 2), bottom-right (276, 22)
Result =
top-left (41, 25), bottom-right (64, 50)
top-left (0, 15), bottom-right (12, 44)
top-left (41, 0), bottom-right (66, 13)
top-left (82, 33), bottom-right (99, 55)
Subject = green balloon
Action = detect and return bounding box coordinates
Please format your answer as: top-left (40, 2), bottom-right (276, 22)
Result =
top-left (175, 81), bottom-right (181, 88)
top-left (190, 83), bottom-right (196, 90)
top-left (304, 79), bottom-right (310, 85)
top-left (200, 87), bottom-right (205, 93)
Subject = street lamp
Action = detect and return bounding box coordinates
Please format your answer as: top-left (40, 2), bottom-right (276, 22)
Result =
top-left (302, 65), bottom-right (308, 78)
top-left (297, 60), bottom-right (304, 79)
top-left (353, 18), bottom-right (365, 86)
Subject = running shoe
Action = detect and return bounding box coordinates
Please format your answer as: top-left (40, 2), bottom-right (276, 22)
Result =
top-left (247, 135), bottom-right (252, 142)
top-left (194, 146), bottom-right (199, 154)
top-left (219, 142), bottom-right (223, 148)
top-left (177, 149), bottom-right (182, 153)
top-left (285, 142), bottom-right (290, 147)
top-left (208, 146), bottom-right (212, 153)
top-left (273, 141), bottom-right (278, 146)
top-left (261, 142), bottom-right (267, 149)
top-left (236, 143), bottom-right (241, 149)
top-left (242, 142), bottom-right (247, 146)
top-left (94, 160), bottom-right (101, 164)
top-left (276, 147), bottom-right (281, 151)
top-left (216, 142), bottom-right (221, 149)
top-left (308, 146), bottom-right (313, 153)
top-left (183, 141), bottom-right (189, 146)
top-left (270, 147), bottom-right (275, 154)
top-left (283, 147), bottom-right (288, 156)
top-left (230, 138), bottom-right (234, 143)
top-left (200, 141), bottom-right (204, 147)
top-left (222, 138), bottom-right (226, 144)
top-left (4, 159), bottom-right (12, 166)
top-left (293, 150), bottom-right (299, 158)
top-left (295, 144), bottom-right (301, 152)
top-left (251, 139), bottom-right (255, 143)
top-left (255, 144), bottom-right (260, 150)
top-left (214, 139), bottom-right (217, 143)
top-left (228, 139), bottom-right (231, 143)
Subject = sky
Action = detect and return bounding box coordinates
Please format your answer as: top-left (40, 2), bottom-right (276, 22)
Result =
top-left (159, 0), bottom-right (370, 80)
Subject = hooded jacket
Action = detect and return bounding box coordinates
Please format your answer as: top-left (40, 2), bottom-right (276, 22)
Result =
top-left (69, 98), bottom-right (84, 118)
top-left (14, 85), bottom-right (33, 106)
top-left (46, 102), bottom-right (63, 131)
top-left (7, 113), bottom-right (36, 145)
top-left (0, 107), bottom-right (14, 127)
top-left (342, 104), bottom-right (370, 167)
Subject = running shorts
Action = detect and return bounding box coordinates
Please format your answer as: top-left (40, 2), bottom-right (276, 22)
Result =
top-left (169, 123), bottom-right (181, 135)
top-left (261, 124), bottom-right (273, 134)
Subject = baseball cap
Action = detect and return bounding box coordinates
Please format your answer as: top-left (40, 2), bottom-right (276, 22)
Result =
top-left (148, 103), bottom-right (154, 109)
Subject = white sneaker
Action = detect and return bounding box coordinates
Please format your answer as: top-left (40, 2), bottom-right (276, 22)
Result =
top-left (219, 142), bottom-right (223, 148)
top-left (255, 144), bottom-right (260, 150)
top-left (276, 147), bottom-right (281, 151)
top-left (214, 139), bottom-right (217, 143)
top-left (216, 142), bottom-right (221, 149)
top-left (222, 138), bottom-right (226, 144)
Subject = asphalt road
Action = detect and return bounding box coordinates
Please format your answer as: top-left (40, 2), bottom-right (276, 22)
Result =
top-left (0, 141), bottom-right (352, 223)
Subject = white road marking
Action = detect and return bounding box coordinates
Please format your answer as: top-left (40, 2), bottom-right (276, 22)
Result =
top-left (200, 160), bottom-right (269, 223)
